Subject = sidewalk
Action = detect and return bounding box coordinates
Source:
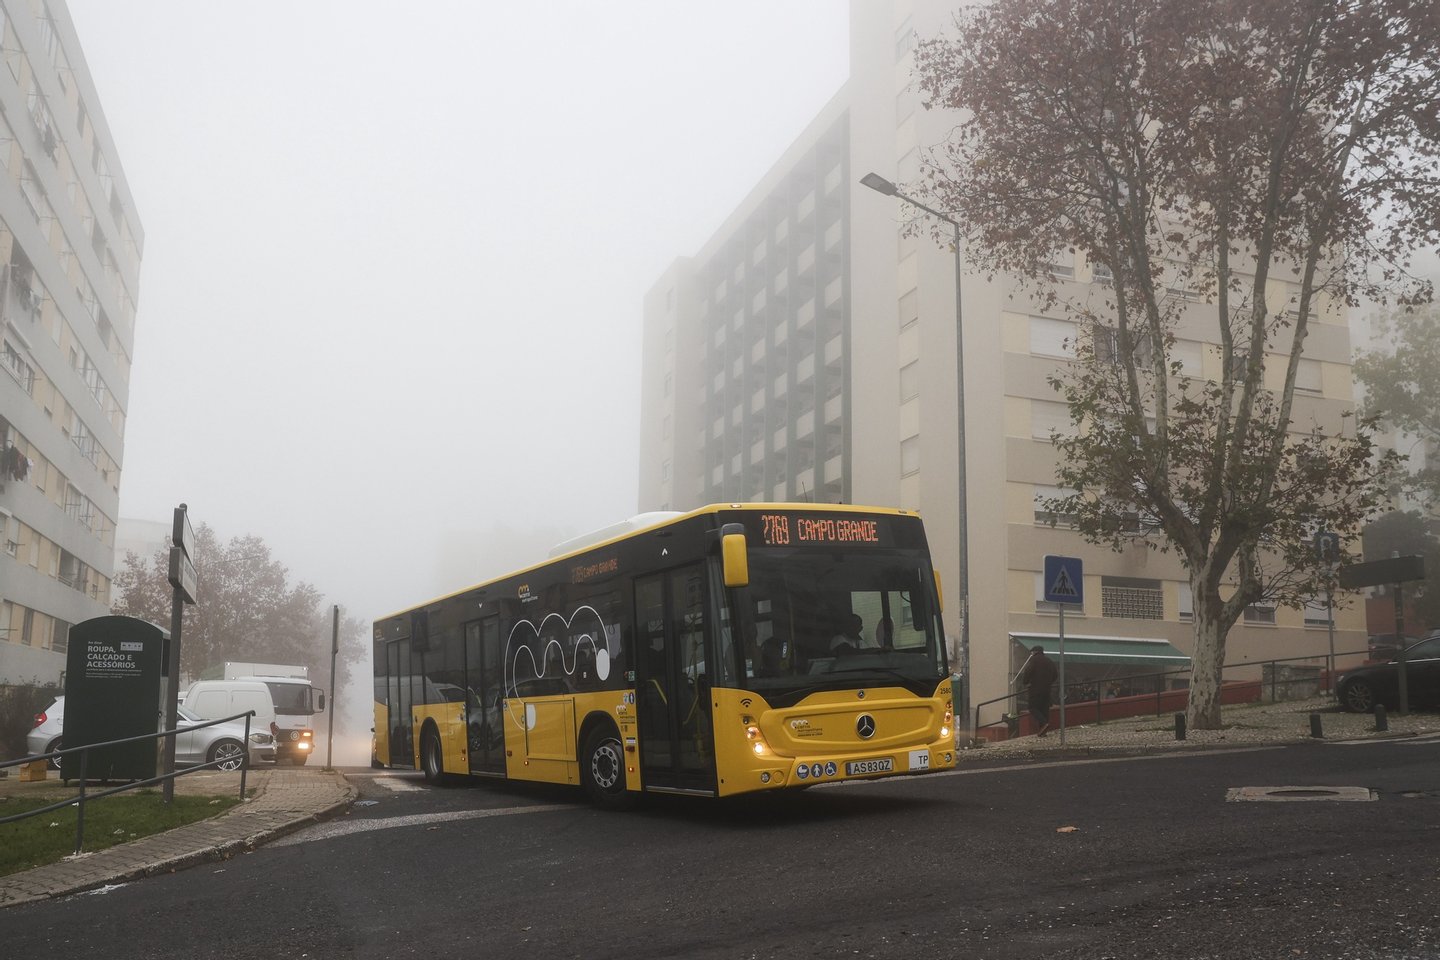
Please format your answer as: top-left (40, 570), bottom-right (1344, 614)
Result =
top-left (957, 695), bottom-right (1439, 762)
top-left (0, 766), bottom-right (355, 908)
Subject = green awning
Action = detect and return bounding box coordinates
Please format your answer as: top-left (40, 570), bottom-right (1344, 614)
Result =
top-left (1010, 633), bottom-right (1190, 668)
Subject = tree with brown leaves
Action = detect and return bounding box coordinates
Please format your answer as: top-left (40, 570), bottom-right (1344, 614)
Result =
top-left (915, 0), bottom-right (1435, 727)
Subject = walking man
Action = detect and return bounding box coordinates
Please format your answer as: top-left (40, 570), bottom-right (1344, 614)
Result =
top-left (1019, 644), bottom-right (1058, 737)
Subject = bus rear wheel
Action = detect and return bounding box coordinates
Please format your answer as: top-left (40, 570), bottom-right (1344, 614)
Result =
top-left (421, 728), bottom-right (445, 784)
top-left (581, 725), bottom-right (635, 810)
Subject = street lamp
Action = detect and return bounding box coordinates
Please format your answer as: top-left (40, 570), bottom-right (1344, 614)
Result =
top-left (860, 172), bottom-right (971, 730)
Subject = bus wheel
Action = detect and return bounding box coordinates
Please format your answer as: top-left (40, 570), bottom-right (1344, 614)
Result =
top-left (421, 728), bottom-right (445, 784)
top-left (581, 726), bottom-right (635, 810)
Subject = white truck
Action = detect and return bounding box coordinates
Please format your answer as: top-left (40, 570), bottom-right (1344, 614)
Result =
top-left (196, 662), bottom-right (326, 765)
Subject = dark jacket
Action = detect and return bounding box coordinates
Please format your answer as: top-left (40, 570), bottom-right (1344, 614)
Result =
top-left (1021, 651), bottom-right (1057, 693)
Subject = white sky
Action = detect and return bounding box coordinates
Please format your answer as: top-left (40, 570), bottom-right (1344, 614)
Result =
top-left (66, 2), bottom-right (851, 621)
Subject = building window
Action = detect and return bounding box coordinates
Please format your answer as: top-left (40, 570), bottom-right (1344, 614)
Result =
top-left (900, 435), bottom-right (920, 476)
top-left (1178, 582), bottom-right (1193, 622)
top-left (1243, 602), bottom-right (1277, 625)
top-left (898, 288), bottom-right (919, 329)
top-left (1033, 485), bottom-right (1079, 528)
top-left (1031, 400), bottom-right (1073, 440)
top-left (894, 17), bottom-right (915, 60)
top-left (899, 361), bottom-right (919, 402)
top-left (2, 339), bottom-right (35, 393)
top-left (1101, 577), bottom-right (1163, 620)
top-left (1303, 595), bottom-right (1333, 627)
top-left (51, 618), bottom-right (70, 655)
top-left (1093, 324), bottom-right (1153, 366)
top-left (1172, 339), bottom-right (1203, 378)
top-left (1296, 358), bottom-right (1323, 393)
top-left (1030, 317), bottom-right (1078, 358)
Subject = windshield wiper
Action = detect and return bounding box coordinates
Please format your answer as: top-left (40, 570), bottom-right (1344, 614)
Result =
top-left (823, 667), bottom-right (933, 685)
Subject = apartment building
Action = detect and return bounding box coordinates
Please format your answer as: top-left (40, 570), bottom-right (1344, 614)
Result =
top-left (638, 0), bottom-right (1366, 725)
top-left (0, 1), bottom-right (141, 685)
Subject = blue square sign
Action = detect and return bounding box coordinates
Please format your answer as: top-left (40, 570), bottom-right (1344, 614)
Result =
top-left (1043, 555), bottom-right (1084, 605)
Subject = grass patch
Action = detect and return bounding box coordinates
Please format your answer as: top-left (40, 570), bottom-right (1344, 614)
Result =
top-left (0, 790), bottom-right (242, 878)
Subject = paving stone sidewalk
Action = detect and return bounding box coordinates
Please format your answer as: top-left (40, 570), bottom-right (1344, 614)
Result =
top-left (958, 695), bottom-right (1439, 761)
top-left (0, 767), bottom-right (355, 908)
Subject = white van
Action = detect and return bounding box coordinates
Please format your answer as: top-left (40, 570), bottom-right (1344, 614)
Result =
top-left (182, 679), bottom-right (278, 763)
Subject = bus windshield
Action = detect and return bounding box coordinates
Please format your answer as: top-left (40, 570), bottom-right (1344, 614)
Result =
top-left (735, 549), bottom-right (947, 698)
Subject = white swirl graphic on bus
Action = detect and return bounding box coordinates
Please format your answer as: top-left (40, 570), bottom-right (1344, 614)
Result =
top-left (503, 605), bottom-right (614, 729)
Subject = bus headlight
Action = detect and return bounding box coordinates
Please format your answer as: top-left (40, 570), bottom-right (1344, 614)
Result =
top-left (746, 724), bottom-right (770, 756)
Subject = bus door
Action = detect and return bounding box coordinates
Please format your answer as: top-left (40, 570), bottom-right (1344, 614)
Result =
top-left (464, 616), bottom-right (505, 775)
top-left (635, 564), bottom-right (716, 793)
top-left (385, 640), bottom-right (415, 767)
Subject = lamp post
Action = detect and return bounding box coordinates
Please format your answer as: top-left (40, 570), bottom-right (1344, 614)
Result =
top-left (860, 172), bottom-right (970, 729)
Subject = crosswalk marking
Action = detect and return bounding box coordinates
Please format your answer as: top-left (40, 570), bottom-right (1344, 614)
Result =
top-left (272, 802), bottom-right (580, 846)
top-left (373, 776), bottom-right (425, 792)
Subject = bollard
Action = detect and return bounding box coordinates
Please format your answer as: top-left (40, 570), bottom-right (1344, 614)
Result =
top-left (1374, 703), bottom-right (1388, 732)
top-left (1174, 712), bottom-right (1186, 741)
top-left (1310, 712), bottom-right (1323, 739)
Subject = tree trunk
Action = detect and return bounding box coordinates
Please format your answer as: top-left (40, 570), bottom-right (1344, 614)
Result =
top-left (1187, 591), bottom-right (1227, 729)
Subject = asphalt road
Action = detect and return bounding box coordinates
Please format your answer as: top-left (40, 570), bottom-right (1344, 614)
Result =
top-left (2, 738), bottom-right (1438, 959)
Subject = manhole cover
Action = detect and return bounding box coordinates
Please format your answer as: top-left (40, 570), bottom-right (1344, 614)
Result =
top-left (1226, 785), bottom-right (1375, 802)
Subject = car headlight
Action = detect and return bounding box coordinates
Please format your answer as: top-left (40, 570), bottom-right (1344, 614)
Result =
top-left (250, 733), bottom-right (274, 745)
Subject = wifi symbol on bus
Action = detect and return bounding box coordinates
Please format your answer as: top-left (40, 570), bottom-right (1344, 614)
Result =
top-left (740, 698), bottom-right (752, 709)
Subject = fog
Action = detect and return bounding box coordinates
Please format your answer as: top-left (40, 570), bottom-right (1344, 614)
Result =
top-left (67, 2), bottom-right (848, 610)
top-left (63, 2), bottom-right (848, 760)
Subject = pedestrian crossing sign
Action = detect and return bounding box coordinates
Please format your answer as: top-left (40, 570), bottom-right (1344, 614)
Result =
top-left (1043, 555), bottom-right (1084, 605)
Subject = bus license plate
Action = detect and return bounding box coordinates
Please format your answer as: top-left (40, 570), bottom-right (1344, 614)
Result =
top-left (845, 758), bottom-right (893, 776)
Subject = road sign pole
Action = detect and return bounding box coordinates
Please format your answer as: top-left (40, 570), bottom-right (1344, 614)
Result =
top-left (326, 605), bottom-right (338, 771)
top-left (1058, 604), bottom-right (1066, 747)
top-left (1325, 582), bottom-right (1336, 696)
top-left (1394, 584), bottom-right (1410, 717)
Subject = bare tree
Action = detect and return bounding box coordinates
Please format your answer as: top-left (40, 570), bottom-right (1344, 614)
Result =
top-left (914, 0), bottom-right (1435, 726)
top-left (112, 524), bottom-right (365, 682)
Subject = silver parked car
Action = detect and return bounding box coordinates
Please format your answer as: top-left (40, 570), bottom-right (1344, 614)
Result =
top-left (26, 697), bottom-right (275, 772)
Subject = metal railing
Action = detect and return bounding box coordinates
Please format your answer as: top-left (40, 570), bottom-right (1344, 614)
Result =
top-left (0, 710), bottom-right (255, 855)
top-left (972, 648), bottom-right (1366, 742)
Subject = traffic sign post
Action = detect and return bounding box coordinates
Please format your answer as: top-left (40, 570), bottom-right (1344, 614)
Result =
top-left (1339, 555), bottom-right (1426, 716)
top-left (1044, 556), bottom-right (1084, 745)
top-left (163, 503), bottom-right (199, 802)
top-left (1314, 532), bottom-right (1340, 695)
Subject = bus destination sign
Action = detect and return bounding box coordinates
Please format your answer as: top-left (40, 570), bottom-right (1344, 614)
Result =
top-left (759, 513), bottom-right (884, 547)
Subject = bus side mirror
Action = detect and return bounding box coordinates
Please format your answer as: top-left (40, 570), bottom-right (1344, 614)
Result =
top-left (316, 691), bottom-right (326, 712)
top-left (721, 525), bottom-right (749, 587)
top-left (934, 568), bottom-right (944, 612)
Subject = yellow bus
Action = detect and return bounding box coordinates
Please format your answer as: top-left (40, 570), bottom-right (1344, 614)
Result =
top-left (372, 503), bottom-right (956, 807)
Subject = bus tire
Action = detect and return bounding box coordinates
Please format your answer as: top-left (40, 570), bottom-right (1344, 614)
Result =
top-left (421, 726), bottom-right (446, 784)
top-left (581, 724), bottom-right (635, 810)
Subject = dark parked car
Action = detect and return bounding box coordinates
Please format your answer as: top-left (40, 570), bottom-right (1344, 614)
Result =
top-left (1337, 635), bottom-right (1440, 713)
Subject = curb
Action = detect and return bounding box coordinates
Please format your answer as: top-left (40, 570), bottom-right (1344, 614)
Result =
top-left (954, 728), bottom-right (1421, 765)
top-left (0, 777), bottom-right (357, 908)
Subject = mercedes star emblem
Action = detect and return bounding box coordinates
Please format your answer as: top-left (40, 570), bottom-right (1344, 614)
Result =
top-left (856, 714), bottom-right (876, 739)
